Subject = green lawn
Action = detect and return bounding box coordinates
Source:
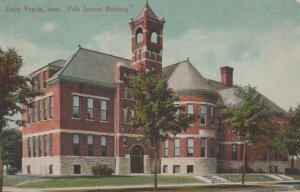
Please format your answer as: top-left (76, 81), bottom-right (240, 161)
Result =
top-left (21, 175), bottom-right (201, 188)
top-left (287, 174), bottom-right (300, 180)
top-left (221, 174), bottom-right (276, 182)
top-left (3, 176), bottom-right (31, 187)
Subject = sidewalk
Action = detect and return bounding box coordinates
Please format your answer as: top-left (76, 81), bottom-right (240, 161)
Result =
top-left (3, 181), bottom-right (297, 192)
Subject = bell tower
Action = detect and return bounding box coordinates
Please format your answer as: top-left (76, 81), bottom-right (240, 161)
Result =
top-left (129, 2), bottom-right (165, 73)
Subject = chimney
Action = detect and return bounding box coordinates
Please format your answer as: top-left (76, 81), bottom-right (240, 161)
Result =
top-left (220, 66), bottom-right (234, 87)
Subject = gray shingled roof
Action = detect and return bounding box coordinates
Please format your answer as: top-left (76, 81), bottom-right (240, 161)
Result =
top-left (163, 60), bottom-right (217, 95)
top-left (135, 3), bottom-right (159, 21)
top-left (48, 59), bottom-right (66, 68)
top-left (218, 87), bottom-right (286, 114)
top-left (48, 48), bottom-right (131, 87)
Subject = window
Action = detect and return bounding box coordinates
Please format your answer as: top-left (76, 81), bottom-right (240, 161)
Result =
top-left (123, 86), bottom-right (128, 98)
top-left (200, 138), bottom-right (206, 157)
top-left (74, 165), bottom-right (81, 174)
top-left (163, 165), bottom-right (168, 173)
top-left (100, 100), bottom-right (107, 121)
top-left (27, 137), bottom-right (31, 157)
top-left (87, 135), bottom-right (94, 156)
top-left (37, 100), bottom-right (41, 121)
top-left (48, 133), bottom-right (53, 156)
top-left (43, 98), bottom-right (47, 120)
top-left (151, 32), bottom-right (158, 43)
top-left (210, 106), bottom-right (215, 125)
top-left (43, 71), bottom-right (47, 88)
top-left (49, 96), bottom-right (53, 118)
top-left (174, 138), bottom-right (180, 157)
top-left (73, 134), bottom-right (80, 156)
top-left (187, 165), bottom-right (194, 174)
top-left (164, 140), bottom-right (168, 157)
top-left (43, 135), bottom-right (47, 156)
top-left (139, 50), bottom-right (142, 60)
top-left (136, 28), bottom-right (143, 43)
top-left (123, 107), bottom-right (128, 123)
top-left (27, 165), bottom-right (31, 174)
top-left (37, 136), bottom-right (41, 157)
top-left (151, 52), bottom-right (156, 61)
top-left (72, 96), bottom-right (80, 118)
top-left (36, 74), bottom-right (41, 91)
top-left (200, 104), bottom-right (206, 125)
top-left (187, 104), bottom-right (193, 115)
top-left (101, 136), bottom-right (107, 156)
top-left (187, 138), bottom-right (194, 157)
top-left (173, 165), bottom-right (180, 174)
top-left (232, 144), bottom-right (237, 160)
top-left (32, 136), bottom-right (36, 157)
top-left (135, 51), bottom-right (137, 61)
top-left (27, 106), bottom-right (31, 124)
top-left (87, 98), bottom-right (94, 120)
top-left (123, 137), bottom-right (127, 146)
top-left (31, 104), bottom-right (35, 123)
top-left (49, 164), bottom-right (53, 174)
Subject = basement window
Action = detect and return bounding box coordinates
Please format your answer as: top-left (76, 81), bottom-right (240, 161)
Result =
top-left (74, 165), bottom-right (81, 174)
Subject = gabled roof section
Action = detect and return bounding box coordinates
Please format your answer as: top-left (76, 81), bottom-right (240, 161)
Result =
top-left (208, 79), bottom-right (228, 91)
top-left (163, 59), bottom-right (217, 95)
top-left (48, 59), bottom-right (66, 68)
top-left (218, 86), bottom-right (286, 115)
top-left (48, 48), bottom-right (131, 87)
top-left (135, 3), bottom-right (159, 21)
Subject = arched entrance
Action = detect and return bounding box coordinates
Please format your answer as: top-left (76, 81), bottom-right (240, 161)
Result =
top-left (130, 145), bottom-right (144, 173)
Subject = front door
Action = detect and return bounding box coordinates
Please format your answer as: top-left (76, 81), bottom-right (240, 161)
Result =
top-left (130, 146), bottom-right (144, 173)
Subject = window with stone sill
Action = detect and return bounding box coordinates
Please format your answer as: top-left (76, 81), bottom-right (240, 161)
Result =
top-left (27, 137), bottom-right (31, 157)
top-left (101, 136), bottom-right (107, 156)
top-left (72, 96), bottom-right (80, 118)
top-left (200, 104), bottom-right (207, 125)
top-left (123, 137), bottom-right (127, 146)
top-left (200, 137), bottom-right (206, 157)
top-left (100, 100), bottom-right (107, 121)
top-left (32, 136), bottom-right (36, 157)
top-left (174, 138), bottom-right (180, 157)
top-left (163, 165), bottom-right (168, 173)
top-left (164, 140), bottom-right (168, 157)
top-left (87, 98), bottom-right (94, 120)
top-left (87, 135), bottom-right (94, 156)
top-left (43, 135), bottom-right (47, 156)
top-left (43, 98), bottom-right (47, 120)
top-left (187, 138), bottom-right (194, 157)
top-left (173, 165), bottom-right (180, 174)
top-left (73, 134), bottom-right (80, 156)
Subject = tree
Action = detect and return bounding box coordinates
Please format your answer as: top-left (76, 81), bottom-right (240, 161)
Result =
top-left (128, 72), bottom-right (193, 191)
top-left (276, 105), bottom-right (300, 168)
top-left (251, 121), bottom-right (281, 174)
top-left (221, 86), bottom-right (271, 186)
top-left (1, 128), bottom-right (22, 173)
top-left (0, 47), bottom-right (41, 192)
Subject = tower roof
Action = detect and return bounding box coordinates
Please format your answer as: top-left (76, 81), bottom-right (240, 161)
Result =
top-left (163, 59), bottom-right (218, 96)
top-left (135, 3), bottom-right (159, 21)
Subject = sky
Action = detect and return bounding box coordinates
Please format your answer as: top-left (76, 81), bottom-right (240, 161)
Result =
top-left (1, 0), bottom-right (300, 114)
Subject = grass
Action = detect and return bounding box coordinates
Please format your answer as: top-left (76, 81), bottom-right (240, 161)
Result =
top-left (21, 175), bottom-right (201, 188)
top-left (221, 174), bottom-right (276, 182)
top-left (287, 174), bottom-right (300, 180)
top-left (3, 175), bottom-right (31, 187)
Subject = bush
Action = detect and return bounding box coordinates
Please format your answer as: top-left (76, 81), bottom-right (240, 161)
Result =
top-left (91, 164), bottom-right (114, 176)
top-left (285, 167), bottom-right (298, 174)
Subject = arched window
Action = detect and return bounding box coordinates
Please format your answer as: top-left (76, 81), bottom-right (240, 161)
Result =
top-left (135, 28), bottom-right (143, 44)
top-left (150, 32), bottom-right (158, 43)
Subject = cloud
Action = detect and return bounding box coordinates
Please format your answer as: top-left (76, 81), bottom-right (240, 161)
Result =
top-left (86, 30), bottom-right (131, 59)
top-left (164, 25), bottom-right (300, 110)
top-left (41, 22), bottom-right (56, 33)
top-left (0, 34), bottom-right (71, 75)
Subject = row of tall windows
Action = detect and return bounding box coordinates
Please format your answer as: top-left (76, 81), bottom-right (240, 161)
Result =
top-left (72, 96), bottom-right (107, 121)
top-left (186, 104), bottom-right (215, 126)
top-left (27, 96), bottom-right (53, 124)
top-left (163, 137), bottom-right (207, 158)
top-left (27, 134), bottom-right (52, 157)
top-left (73, 134), bottom-right (108, 156)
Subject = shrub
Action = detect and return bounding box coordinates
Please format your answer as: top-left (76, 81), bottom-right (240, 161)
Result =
top-left (285, 167), bottom-right (298, 174)
top-left (91, 164), bottom-right (114, 176)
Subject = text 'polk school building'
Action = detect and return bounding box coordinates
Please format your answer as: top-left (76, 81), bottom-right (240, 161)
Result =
top-left (22, 3), bottom-right (288, 176)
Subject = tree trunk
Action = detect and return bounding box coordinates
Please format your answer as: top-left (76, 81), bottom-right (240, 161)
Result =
top-left (0, 139), bottom-right (3, 192)
top-left (267, 152), bottom-right (270, 174)
top-left (242, 140), bottom-right (246, 187)
top-left (154, 139), bottom-right (160, 192)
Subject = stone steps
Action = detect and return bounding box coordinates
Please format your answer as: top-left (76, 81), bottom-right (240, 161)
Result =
top-left (196, 175), bottom-right (226, 183)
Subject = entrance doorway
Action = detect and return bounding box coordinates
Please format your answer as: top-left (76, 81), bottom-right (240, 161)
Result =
top-left (130, 145), bottom-right (144, 173)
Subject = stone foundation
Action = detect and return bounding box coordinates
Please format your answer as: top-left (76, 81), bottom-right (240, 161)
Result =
top-left (161, 158), bottom-right (217, 175)
top-left (22, 156), bottom-right (61, 175)
top-left (60, 156), bottom-right (115, 175)
top-left (217, 160), bottom-right (289, 173)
